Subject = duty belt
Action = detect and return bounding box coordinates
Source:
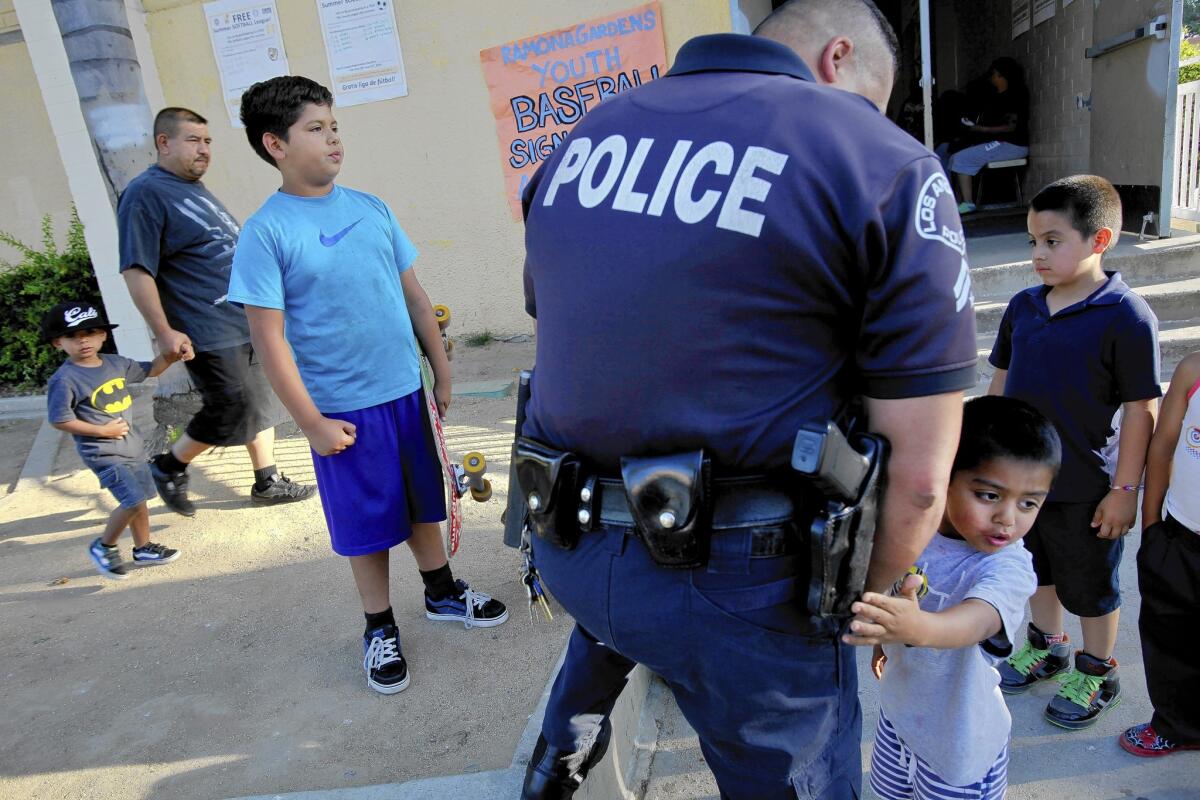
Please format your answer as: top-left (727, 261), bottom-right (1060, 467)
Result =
top-left (590, 476), bottom-right (804, 558)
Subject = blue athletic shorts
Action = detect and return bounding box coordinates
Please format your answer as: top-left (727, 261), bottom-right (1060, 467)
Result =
top-left (310, 390), bottom-right (446, 557)
top-left (870, 711), bottom-right (1008, 800)
top-left (96, 461), bottom-right (156, 509)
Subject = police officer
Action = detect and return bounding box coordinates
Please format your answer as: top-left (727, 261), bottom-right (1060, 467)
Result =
top-left (519, 2), bottom-right (978, 797)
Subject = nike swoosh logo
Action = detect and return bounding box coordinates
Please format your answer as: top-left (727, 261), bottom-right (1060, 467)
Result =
top-left (319, 218), bottom-right (362, 247)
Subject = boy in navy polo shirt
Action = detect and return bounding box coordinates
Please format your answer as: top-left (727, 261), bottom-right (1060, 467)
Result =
top-left (988, 175), bottom-right (1161, 729)
top-left (227, 76), bottom-right (507, 696)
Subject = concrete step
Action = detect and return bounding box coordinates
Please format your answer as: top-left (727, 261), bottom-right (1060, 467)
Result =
top-left (974, 276), bottom-right (1200, 333)
top-left (969, 238), bottom-right (1200, 300)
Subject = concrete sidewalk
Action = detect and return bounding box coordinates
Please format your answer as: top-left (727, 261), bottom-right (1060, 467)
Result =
top-left (0, 340), bottom-right (575, 800)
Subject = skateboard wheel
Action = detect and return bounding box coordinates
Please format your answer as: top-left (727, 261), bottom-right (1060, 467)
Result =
top-left (433, 304), bottom-right (451, 329)
top-left (464, 452), bottom-right (486, 475)
top-left (470, 479), bottom-right (493, 503)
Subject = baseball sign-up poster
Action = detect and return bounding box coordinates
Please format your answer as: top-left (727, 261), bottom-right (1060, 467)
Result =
top-left (480, 3), bottom-right (667, 220)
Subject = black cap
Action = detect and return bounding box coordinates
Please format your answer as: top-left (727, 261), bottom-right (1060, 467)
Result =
top-left (42, 301), bottom-right (118, 342)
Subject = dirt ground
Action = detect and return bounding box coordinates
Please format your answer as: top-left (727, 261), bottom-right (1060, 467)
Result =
top-left (0, 339), bottom-right (571, 800)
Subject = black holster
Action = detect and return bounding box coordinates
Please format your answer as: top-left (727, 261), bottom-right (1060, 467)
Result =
top-left (799, 431), bottom-right (889, 635)
top-left (513, 437), bottom-right (582, 550)
top-left (620, 451), bottom-right (711, 568)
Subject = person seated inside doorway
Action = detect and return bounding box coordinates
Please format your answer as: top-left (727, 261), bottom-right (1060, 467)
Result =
top-left (936, 57), bottom-right (1030, 214)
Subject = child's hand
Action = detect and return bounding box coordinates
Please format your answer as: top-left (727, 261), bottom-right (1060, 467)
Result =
top-left (842, 573), bottom-right (929, 647)
top-left (305, 416), bottom-right (357, 456)
top-left (1092, 488), bottom-right (1138, 539)
top-left (97, 419), bottom-right (130, 439)
top-left (872, 644), bottom-right (887, 680)
top-left (434, 378), bottom-right (451, 418)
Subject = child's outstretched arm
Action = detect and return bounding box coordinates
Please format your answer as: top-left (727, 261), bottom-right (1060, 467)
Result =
top-left (1092, 396), bottom-right (1158, 539)
top-left (244, 305), bottom-right (356, 457)
top-left (400, 268), bottom-right (451, 417)
top-left (843, 574), bottom-right (1002, 650)
top-left (1143, 353), bottom-right (1200, 527)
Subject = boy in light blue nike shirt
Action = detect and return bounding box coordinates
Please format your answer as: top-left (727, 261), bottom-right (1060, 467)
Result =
top-left (228, 76), bottom-right (507, 695)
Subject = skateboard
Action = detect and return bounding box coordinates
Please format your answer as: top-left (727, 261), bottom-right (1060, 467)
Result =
top-left (420, 304), bottom-right (491, 558)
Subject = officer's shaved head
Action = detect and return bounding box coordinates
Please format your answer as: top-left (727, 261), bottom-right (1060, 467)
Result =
top-left (754, 0), bottom-right (898, 110)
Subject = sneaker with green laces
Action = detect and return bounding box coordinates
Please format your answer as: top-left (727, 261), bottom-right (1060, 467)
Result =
top-left (1044, 651), bottom-right (1121, 730)
top-left (998, 624), bottom-right (1071, 694)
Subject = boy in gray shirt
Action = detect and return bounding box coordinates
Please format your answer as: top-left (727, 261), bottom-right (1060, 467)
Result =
top-left (43, 302), bottom-right (186, 579)
top-left (844, 396), bottom-right (1060, 798)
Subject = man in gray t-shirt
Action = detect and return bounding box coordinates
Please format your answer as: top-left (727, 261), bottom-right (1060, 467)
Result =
top-left (118, 107), bottom-right (313, 516)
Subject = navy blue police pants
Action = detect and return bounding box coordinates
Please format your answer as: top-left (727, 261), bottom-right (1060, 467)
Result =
top-left (533, 523), bottom-right (861, 800)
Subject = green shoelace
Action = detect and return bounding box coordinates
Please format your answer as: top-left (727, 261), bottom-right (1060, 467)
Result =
top-left (1054, 669), bottom-right (1103, 708)
top-left (1007, 640), bottom-right (1050, 676)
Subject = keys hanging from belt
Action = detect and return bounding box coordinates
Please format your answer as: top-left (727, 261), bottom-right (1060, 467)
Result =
top-left (519, 525), bottom-right (553, 624)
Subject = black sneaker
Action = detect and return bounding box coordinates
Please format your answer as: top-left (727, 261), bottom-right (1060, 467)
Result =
top-left (251, 473), bottom-right (316, 504)
top-left (1044, 651), bottom-right (1122, 730)
top-left (425, 579), bottom-right (509, 629)
top-left (132, 542), bottom-right (181, 565)
top-left (363, 624), bottom-right (410, 694)
top-left (149, 457), bottom-right (195, 517)
top-left (88, 537), bottom-right (128, 580)
top-left (999, 624), bottom-right (1072, 694)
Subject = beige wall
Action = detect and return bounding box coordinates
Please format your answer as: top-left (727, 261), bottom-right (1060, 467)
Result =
top-left (0, 33), bottom-right (77, 262)
top-left (141, 0), bottom-right (733, 335)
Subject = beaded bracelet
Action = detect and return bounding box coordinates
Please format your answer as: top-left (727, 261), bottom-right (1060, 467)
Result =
top-left (1111, 483), bottom-right (1143, 492)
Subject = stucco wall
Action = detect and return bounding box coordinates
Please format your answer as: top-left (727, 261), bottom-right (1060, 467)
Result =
top-left (0, 33), bottom-right (77, 262)
top-left (139, 0), bottom-right (733, 336)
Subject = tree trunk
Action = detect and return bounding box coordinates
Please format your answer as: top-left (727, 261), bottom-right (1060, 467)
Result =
top-left (50, 0), bottom-right (155, 201)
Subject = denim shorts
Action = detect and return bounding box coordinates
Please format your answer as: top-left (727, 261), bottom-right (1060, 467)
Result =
top-left (95, 461), bottom-right (157, 509)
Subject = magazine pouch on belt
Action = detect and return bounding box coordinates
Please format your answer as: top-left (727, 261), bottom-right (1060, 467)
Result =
top-left (621, 450), bottom-right (711, 569)
top-left (514, 436), bottom-right (581, 550)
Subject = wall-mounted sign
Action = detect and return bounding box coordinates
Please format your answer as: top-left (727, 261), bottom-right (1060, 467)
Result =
top-left (1012, 0), bottom-right (1031, 39)
top-left (479, 2), bottom-right (667, 220)
top-left (204, 0), bottom-right (289, 128)
top-left (1033, 0), bottom-right (1055, 26)
top-left (316, 0), bottom-right (409, 107)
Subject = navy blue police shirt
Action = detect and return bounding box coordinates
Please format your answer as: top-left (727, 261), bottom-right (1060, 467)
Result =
top-left (989, 271), bottom-right (1161, 503)
top-left (522, 34), bottom-right (978, 472)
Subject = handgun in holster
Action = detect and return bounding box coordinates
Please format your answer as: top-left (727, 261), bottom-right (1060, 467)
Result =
top-left (791, 421), bottom-right (890, 634)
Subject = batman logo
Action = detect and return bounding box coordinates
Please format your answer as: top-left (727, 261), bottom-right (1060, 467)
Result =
top-left (90, 378), bottom-right (132, 414)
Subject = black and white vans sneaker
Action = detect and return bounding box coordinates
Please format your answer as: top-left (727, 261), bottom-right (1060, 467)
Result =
top-left (425, 579), bottom-right (509, 629)
top-left (88, 537), bottom-right (128, 580)
top-left (363, 624), bottom-right (410, 694)
top-left (132, 542), bottom-right (180, 565)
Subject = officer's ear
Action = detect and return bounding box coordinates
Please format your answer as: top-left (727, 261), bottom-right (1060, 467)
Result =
top-left (815, 35), bottom-right (854, 86)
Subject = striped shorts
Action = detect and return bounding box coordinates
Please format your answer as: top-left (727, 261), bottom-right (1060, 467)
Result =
top-left (869, 711), bottom-right (1008, 800)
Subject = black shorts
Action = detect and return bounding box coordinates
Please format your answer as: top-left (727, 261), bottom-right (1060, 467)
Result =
top-left (1023, 499), bottom-right (1123, 617)
top-left (184, 343), bottom-right (285, 447)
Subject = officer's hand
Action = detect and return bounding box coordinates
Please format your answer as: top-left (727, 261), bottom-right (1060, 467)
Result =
top-left (1092, 488), bottom-right (1138, 539)
top-left (159, 328), bottom-right (193, 360)
top-left (305, 416), bottom-right (357, 457)
top-left (98, 418), bottom-right (130, 439)
top-left (434, 378), bottom-right (451, 418)
top-left (842, 574), bottom-right (928, 647)
top-left (871, 644), bottom-right (887, 680)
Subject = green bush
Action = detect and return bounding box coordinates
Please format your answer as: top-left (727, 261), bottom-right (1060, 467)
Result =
top-left (0, 209), bottom-right (103, 389)
top-left (1183, 36), bottom-right (1200, 84)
